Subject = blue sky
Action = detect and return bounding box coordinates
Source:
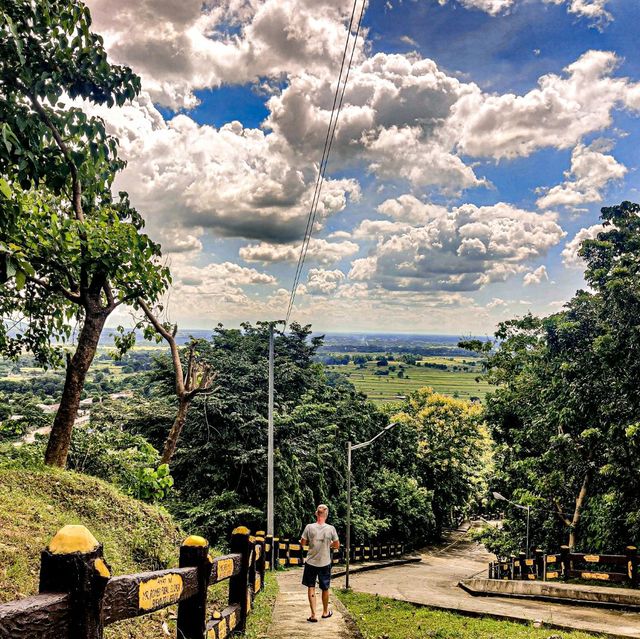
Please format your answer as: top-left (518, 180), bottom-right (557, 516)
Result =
top-left (86, 0), bottom-right (640, 334)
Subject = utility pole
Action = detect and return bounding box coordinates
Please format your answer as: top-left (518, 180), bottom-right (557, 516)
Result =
top-left (267, 323), bottom-right (275, 536)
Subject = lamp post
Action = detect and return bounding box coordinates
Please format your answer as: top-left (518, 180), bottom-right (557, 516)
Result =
top-left (345, 422), bottom-right (400, 589)
top-left (493, 491), bottom-right (531, 558)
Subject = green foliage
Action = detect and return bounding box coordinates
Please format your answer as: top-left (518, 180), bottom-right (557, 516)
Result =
top-left (136, 464), bottom-right (174, 502)
top-left (392, 388), bottom-right (489, 530)
top-left (117, 323), bottom-right (486, 550)
top-left (475, 201), bottom-right (640, 553)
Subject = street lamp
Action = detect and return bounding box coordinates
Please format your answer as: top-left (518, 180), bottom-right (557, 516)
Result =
top-left (345, 422), bottom-right (400, 589)
top-left (493, 491), bottom-right (531, 558)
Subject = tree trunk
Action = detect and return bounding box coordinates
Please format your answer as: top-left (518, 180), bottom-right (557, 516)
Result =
top-left (567, 471), bottom-right (591, 549)
top-left (44, 308), bottom-right (107, 467)
top-left (161, 396), bottom-right (191, 465)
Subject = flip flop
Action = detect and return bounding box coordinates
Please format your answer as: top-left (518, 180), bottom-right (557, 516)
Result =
top-left (322, 611), bottom-right (333, 619)
top-left (307, 617), bottom-right (318, 623)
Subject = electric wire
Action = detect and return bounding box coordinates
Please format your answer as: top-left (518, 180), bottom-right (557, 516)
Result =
top-left (284, 0), bottom-right (367, 327)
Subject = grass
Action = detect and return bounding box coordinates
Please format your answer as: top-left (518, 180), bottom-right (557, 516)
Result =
top-left (0, 467), bottom-right (278, 638)
top-left (336, 590), bottom-right (602, 639)
top-left (245, 572), bottom-right (279, 638)
top-left (327, 357), bottom-right (491, 404)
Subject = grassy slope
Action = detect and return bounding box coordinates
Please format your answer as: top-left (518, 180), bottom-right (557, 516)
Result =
top-left (337, 590), bottom-right (601, 639)
top-left (327, 358), bottom-right (492, 404)
top-left (0, 468), bottom-right (278, 638)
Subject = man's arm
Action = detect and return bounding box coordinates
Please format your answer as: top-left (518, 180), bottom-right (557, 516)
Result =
top-left (300, 524), bottom-right (309, 547)
top-left (330, 526), bottom-right (340, 549)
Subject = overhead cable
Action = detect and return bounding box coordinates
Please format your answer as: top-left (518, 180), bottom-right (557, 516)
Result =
top-left (284, 0), bottom-right (367, 327)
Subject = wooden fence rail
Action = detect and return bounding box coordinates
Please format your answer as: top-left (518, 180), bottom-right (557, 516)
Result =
top-left (488, 545), bottom-right (639, 587)
top-left (265, 537), bottom-right (405, 569)
top-left (0, 525), bottom-right (265, 639)
top-left (0, 525), bottom-right (407, 639)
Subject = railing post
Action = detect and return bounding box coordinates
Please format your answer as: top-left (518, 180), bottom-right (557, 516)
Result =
top-left (265, 534), bottom-right (274, 570)
top-left (39, 525), bottom-right (110, 639)
top-left (626, 546), bottom-right (638, 587)
top-left (177, 535), bottom-right (212, 639)
top-left (273, 537), bottom-right (280, 568)
top-left (560, 545), bottom-right (571, 581)
top-left (534, 549), bottom-right (544, 580)
top-left (254, 535), bottom-right (266, 593)
top-left (229, 526), bottom-right (252, 632)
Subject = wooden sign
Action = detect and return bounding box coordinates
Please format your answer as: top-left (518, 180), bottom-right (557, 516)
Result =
top-left (525, 559), bottom-right (534, 566)
top-left (581, 571), bottom-right (609, 580)
top-left (546, 571), bottom-right (559, 579)
top-left (546, 555), bottom-right (557, 563)
top-left (217, 558), bottom-right (234, 580)
top-left (584, 555), bottom-right (600, 563)
top-left (138, 574), bottom-right (183, 611)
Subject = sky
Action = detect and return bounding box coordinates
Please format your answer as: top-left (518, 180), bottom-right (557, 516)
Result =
top-left (83, 0), bottom-right (640, 335)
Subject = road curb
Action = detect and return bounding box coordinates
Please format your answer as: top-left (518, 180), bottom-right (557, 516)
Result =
top-left (459, 579), bottom-right (640, 612)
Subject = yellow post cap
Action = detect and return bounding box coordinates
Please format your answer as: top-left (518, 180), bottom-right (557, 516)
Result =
top-left (94, 558), bottom-right (111, 578)
top-left (49, 525), bottom-right (100, 554)
top-left (183, 535), bottom-right (208, 547)
top-left (232, 526), bottom-right (250, 535)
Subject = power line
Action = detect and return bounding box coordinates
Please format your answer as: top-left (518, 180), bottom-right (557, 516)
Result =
top-left (284, 0), bottom-right (367, 327)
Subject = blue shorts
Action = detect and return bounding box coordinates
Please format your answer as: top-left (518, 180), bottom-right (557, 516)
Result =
top-left (302, 563), bottom-right (331, 590)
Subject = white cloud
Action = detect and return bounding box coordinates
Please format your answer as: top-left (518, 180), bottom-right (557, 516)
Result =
top-left (441, 0), bottom-right (611, 22)
top-left (266, 53), bottom-right (488, 193)
top-left (86, 0), bottom-right (366, 109)
top-left (536, 140), bottom-right (627, 210)
top-left (84, 93), bottom-right (360, 246)
top-left (561, 223), bottom-right (606, 267)
top-left (452, 51), bottom-right (640, 160)
top-left (306, 268), bottom-right (346, 294)
top-left (487, 297), bottom-right (507, 309)
top-left (348, 199), bottom-right (565, 292)
top-left (523, 265), bottom-right (549, 286)
top-left (353, 219), bottom-right (414, 239)
top-left (239, 238), bottom-right (359, 265)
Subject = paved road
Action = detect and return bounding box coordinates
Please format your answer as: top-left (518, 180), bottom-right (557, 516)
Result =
top-left (332, 530), bottom-right (640, 637)
top-left (268, 570), bottom-right (354, 639)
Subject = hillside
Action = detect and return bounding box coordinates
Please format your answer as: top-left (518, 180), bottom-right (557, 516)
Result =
top-left (0, 468), bottom-right (182, 638)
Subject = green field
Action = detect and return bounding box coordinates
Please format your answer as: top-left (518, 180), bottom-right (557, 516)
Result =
top-left (326, 356), bottom-right (491, 403)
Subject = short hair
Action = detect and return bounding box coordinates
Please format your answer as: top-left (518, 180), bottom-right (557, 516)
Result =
top-left (316, 504), bottom-right (329, 516)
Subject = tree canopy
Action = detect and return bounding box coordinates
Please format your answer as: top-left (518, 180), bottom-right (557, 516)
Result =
top-left (0, 0), bottom-right (170, 466)
top-left (470, 201), bottom-right (640, 554)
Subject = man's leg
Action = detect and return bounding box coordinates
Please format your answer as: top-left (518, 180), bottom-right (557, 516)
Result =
top-left (307, 587), bottom-right (317, 619)
top-left (321, 587), bottom-right (330, 616)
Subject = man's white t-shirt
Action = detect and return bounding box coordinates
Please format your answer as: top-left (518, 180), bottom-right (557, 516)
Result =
top-left (301, 522), bottom-right (338, 567)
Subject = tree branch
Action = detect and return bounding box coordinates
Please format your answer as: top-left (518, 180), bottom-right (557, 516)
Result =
top-left (18, 84), bottom-right (84, 223)
top-left (26, 275), bottom-right (81, 303)
top-left (137, 297), bottom-right (185, 397)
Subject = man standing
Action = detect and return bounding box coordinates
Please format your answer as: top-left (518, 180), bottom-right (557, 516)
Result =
top-left (300, 504), bottom-right (340, 622)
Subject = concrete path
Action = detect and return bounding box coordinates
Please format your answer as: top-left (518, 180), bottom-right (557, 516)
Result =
top-left (268, 569), bottom-right (354, 639)
top-left (332, 530), bottom-right (640, 637)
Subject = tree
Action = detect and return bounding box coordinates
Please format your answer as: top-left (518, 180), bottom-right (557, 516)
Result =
top-left (392, 388), bottom-right (488, 529)
top-left (136, 298), bottom-right (214, 465)
top-left (0, 1), bottom-right (170, 466)
top-left (468, 202), bottom-right (640, 552)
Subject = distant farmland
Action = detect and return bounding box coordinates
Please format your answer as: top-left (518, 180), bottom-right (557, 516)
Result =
top-left (326, 356), bottom-right (492, 404)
